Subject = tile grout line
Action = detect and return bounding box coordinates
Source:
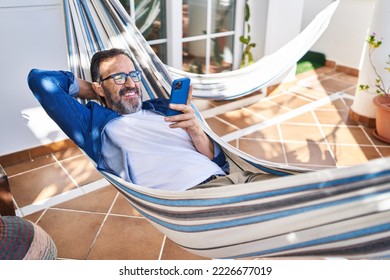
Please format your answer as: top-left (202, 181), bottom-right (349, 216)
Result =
top-left (17, 178), bottom-right (109, 217)
top-left (158, 235), bottom-right (167, 260)
top-left (85, 191), bottom-right (120, 259)
top-left (33, 208), bottom-right (49, 224)
top-left (310, 105), bottom-right (339, 168)
top-left (51, 153), bottom-right (80, 188)
top-left (238, 137), bottom-right (385, 148)
top-left (12, 196), bottom-right (21, 216)
top-left (7, 160), bottom-right (59, 179)
top-left (360, 125), bottom-right (386, 158)
top-left (48, 207), bottom-right (108, 216)
top-left (6, 152), bottom-right (84, 179)
top-left (200, 92), bottom-right (266, 118)
top-left (277, 123), bottom-right (289, 165)
top-left (233, 139), bottom-right (239, 151)
top-left (44, 207), bottom-right (143, 219)
top-left (211, 115), bottom-right (241, 131)
top-left (220, 92), bottom-right (348, 142)
top-left (201, 88), bottom-right (312, 120)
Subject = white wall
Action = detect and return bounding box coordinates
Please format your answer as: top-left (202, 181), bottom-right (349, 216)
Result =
top-left (264, 0), bottom-right (304, 55)
top-left (247, 0), bottom-right (268, 62)
top-left (306, 0), bottom-right (375, 68)
top-left (0, 0), bottom-right (69, 156)
top-left (264, 0), bottom-right (305, 83)
top-left (250, 0), bottom-right (375, 69)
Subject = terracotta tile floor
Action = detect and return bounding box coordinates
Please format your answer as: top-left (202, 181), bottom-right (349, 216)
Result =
top-left (3, 66), bottom-right (390, 259)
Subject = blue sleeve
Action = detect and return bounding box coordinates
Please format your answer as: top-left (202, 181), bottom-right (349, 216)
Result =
top-left (27, 69), bottom-right (91, 149)
top-left (211, 141), bottom-right (230, 173)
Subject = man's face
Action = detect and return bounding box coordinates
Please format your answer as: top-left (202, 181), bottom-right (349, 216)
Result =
top-left (97, 54), bottom-right (142, 114)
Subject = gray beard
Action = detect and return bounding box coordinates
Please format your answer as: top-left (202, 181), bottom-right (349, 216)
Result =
top-left (103, 86), bottom-right (142, 114)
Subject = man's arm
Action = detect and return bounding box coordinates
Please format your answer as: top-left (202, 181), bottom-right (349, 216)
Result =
top-left (165, 104), bottom-right (229, 172)
top-left (164, 86), bottom-right (214, 159)
top-left (166, 111), bottom-right (215, 159)
top-left (184, 121), bottom-right (214, 160)
top-left (27, 69), bottom-right (92, 148)
top-left (76, 78), bottom-right (100, 100)
top-left (165, 108), bottom-right (214, 159)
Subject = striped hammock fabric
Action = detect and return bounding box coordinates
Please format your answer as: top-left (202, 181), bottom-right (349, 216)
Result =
top-left (62, 0), bottom-right (390, 259)
top-left (64, 0), bottom-right (340, 100)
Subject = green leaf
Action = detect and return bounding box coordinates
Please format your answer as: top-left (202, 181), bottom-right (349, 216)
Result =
top-left (359, 84), bottom-right (369, 91)
top-left (240, 36), bottom-right (249, 44)
top-left (245, 2), bottom-right (250, 22)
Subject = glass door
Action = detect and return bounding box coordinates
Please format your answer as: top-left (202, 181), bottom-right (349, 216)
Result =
top-left (182, 0), bottom-right (236, 74)
top-left (120, 0), bottom-right (242, 73)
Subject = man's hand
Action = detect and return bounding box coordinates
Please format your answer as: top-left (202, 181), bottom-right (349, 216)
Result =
top-left (164, 85), bottom-right (214, 159)
top-left (77, 78), bottom-right (100, 100)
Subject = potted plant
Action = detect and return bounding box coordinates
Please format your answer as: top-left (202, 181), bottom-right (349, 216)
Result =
top-left (359, 32), bottom-right (390, 143)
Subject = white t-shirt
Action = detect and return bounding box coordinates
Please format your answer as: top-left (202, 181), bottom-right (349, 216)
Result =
top-left (100, 110), bottom-right (225, 191)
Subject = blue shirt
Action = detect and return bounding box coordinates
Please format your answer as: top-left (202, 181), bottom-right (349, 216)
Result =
top-left (27, 69), bottom-right (228, 178)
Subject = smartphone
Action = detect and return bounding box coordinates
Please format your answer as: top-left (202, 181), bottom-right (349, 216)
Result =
top-left (166, 77), bottom-right (191, 116)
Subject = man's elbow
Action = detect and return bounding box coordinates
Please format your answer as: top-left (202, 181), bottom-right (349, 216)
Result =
top-left (27, 69), bottom-right (68, 99)
top-left (27, 69), bottom-right (47, 95)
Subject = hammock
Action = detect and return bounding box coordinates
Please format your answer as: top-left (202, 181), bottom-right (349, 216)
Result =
top-left (61, 0), bottom-right (390, 259)
top-left (167, 1), bottom-right (340, 100)
top-left (65, 0), bottom-right (340, 100)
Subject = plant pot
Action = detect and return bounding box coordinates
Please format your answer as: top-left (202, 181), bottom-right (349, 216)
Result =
top-left (373, 95), bottom-right (390, 143)
top-left (349, 91), bottom-right (377, 127)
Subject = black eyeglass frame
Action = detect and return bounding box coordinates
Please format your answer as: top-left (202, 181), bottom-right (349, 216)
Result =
top-left (99, 70), bottom-right (142, 85)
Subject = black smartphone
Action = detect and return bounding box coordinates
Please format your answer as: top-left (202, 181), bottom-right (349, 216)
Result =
top-left (166, 77), bottom-right (191, 116)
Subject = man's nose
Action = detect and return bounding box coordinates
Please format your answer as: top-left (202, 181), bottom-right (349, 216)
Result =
top-left (124, 75), bottom-right (136, 87)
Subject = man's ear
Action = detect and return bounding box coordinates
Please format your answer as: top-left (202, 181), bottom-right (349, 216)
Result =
top-left (91, 82), bottom-right (107, 106)
top-left (92, 82), bottom-right (105, 98)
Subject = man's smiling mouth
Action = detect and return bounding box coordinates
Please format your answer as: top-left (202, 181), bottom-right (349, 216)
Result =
top-left (120, 87), bottom-right (140, 97)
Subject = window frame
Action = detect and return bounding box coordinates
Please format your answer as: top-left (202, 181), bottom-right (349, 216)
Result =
top-left (126, 0), bottom-right (246, 72)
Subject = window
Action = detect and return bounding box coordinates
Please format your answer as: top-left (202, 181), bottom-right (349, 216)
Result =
top-left (121, 0), bottom-right (243, 74)
top-left (120, 0), bottom-right (168, 63)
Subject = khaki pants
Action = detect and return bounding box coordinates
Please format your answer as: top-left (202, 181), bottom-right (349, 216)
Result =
top-left (189, 171), bottom-right (279, 190)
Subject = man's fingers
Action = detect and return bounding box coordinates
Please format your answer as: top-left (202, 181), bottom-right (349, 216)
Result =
top-left (169, 119), bottom-right (192, 129)
top-left (165, 104), bottom-right (195, 122)
top-left (187, 84), bottom-right (193, 106)
top-left (168, 103), bottom-right (193, 114)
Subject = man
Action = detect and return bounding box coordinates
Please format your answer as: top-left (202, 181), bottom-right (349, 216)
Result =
top-left (28, 48), bottom-right (276, 191)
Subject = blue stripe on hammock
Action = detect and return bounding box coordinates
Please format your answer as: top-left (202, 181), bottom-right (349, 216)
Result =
top-left (81, 0), bottom-right (105, 51)
top-left (105, 169), bottom-right (390, 207)
top-left (232, 222), bottom-right (390, 259)
top-left (373, 253), bottom-right (390, 260)
top-left (243, 158), bottom-right (294, 176)
top-left (76, 0), bottom-right (96, 54)
top-left (63, 0), bottom-right (74, 72)
top-left (111, 0), bottom-right (128, 26)
top-left (132, 189), bottom-right (390, 233)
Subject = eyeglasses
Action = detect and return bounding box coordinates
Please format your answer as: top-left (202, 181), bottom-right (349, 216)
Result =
top-left (99, 70), bottom-right (142, 85)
